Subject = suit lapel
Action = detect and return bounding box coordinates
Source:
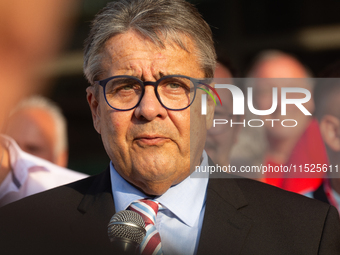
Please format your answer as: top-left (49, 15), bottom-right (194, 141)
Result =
top-left (70, 168), bottom-right (116, 248)
top-left (197, 177), bottom-right (252, 255)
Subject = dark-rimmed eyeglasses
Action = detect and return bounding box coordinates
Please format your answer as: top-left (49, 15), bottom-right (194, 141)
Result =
top-left (94, 75), bottom-right (208, 111)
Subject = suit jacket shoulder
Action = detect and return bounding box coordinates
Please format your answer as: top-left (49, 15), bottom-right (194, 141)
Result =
top-left (0, 169), bottom-right (116, 255)
top-left (198, 177), bottom-right (340, 255)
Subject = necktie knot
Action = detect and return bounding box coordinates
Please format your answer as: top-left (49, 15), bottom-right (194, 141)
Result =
top-left (129, 199), bottom-right (159, 225)
top-left (128, 199), bottom-right (163, 255)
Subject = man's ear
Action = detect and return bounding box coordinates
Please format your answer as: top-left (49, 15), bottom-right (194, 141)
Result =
top-left (86, 86), bottom-right (101, 134)
top-left (320, 114), bottom-right (340, 152)
top-left (205, 94), bottom-right (216, 129)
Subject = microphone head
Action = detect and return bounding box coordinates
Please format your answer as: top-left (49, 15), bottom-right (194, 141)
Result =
top-left (108, 210), bottom-right (146, 245)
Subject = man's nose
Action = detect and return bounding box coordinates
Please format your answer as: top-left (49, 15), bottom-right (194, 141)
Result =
top-left (134, 86), bottom-right (168, 121)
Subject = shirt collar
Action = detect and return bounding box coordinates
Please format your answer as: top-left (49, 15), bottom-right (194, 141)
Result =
top-left (110, 151), bottom-right (209, 227)
top-left (0, 135), bottom-right (50, 190)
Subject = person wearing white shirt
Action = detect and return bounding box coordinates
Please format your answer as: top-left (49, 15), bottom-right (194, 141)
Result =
top-left (0, 135), bottom-right (87, 207)
top-left (5, 96), bottom-right (69, 168)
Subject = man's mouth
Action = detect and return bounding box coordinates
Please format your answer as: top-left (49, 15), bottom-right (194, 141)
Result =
top-left (134, 135), bottom-right (170, 146)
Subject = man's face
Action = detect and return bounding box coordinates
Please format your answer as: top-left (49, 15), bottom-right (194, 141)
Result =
top-left (5, 108), bottom-right (56, 163)
top-left (253, 79), bottom-right (314, 140)
top-left (251, 57), bottom-right (314, 140)
top-left (87, 31), bottom-right (213, 195)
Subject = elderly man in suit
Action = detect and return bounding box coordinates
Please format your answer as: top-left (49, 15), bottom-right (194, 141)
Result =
top-left (0, 0), bottom-right (339, 254)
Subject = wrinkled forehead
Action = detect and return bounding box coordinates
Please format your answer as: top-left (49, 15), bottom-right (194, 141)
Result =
top-left (102, 30), bottom-right (195, 57)
top-left (99, 31), bottom-right (202, 78)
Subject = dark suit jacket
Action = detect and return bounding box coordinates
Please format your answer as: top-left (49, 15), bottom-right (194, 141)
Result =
top-left (0, 168), bottom-right (339, 255)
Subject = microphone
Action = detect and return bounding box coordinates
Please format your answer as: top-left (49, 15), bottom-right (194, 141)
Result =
top-left (108, 210), bottom-right (146, 255)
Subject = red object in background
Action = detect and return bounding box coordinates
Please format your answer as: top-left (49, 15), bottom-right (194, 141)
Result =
top-left (264, 119), bottom-right (328, 194)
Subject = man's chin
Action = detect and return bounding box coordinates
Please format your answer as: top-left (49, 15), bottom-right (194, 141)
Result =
top-left (140, 183), bottom-right (172, 196)
top-left (131, 140), bottom-right (178, 156)
top-left (130, 173), bottom-right (181, 196)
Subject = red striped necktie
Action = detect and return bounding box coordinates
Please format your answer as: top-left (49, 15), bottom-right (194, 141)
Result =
top-left (128, 199), bottom-right (163, 255)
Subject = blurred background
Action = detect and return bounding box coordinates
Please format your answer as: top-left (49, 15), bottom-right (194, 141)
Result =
top-left (17, 0), bottom-right (340, 175)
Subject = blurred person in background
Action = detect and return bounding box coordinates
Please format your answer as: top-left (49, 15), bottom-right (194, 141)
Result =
top-left (0, 132), bottom-right (87, 207)
top-left (248, 50), bottom-right (327, 193)
top-left (5, 96), bottom-right (69, 168)
top-left (0, 0), bottom-right (85, 207)
top-left (305, 60), bottom-right (340, 213)
top-left (205, 62), bottom-right (241, 167)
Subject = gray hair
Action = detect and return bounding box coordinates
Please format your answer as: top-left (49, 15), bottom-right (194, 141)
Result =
top-left (10, 96), bottom-right (68, 159)
top-left (84, 0), bottom-right (216, 85)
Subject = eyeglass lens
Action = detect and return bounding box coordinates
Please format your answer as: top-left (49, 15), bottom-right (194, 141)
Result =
top-left (104, 76), bottom-right (195, 110)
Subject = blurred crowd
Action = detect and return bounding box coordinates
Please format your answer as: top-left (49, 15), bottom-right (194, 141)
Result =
top-left (208, 53), bottom-right (340, 214)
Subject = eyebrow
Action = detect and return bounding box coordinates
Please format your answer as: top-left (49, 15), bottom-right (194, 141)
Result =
top-left (138, 72), bottom-right (185, 81)
top-left (159, 72), bottom-right (189, 78)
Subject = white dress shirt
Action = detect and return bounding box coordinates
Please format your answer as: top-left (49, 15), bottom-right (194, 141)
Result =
top-left (0, 135), bottom-right (88, 207)
top-left (110, 150), bottom-right (210, 255)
